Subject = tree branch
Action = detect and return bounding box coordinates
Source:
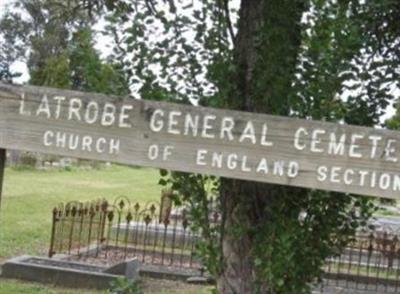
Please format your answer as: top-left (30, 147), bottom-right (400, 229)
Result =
top-left (144, 0), bottom-right (157, 16)
top-left (223, 0), bottom-right (236, 45)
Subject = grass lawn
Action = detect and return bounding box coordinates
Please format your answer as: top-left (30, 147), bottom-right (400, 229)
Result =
top-left (0, 278), bottom-right (212, 294)
top-left (0, 165), bottom-right (161, 261)
top-left (0, 165), bottom-right (211, 293)
top-left (0, 279), bottom-right (100, 294)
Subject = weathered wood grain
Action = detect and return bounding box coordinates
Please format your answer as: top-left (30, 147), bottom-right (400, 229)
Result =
top-left (0, 82), bottom-right (399, 198)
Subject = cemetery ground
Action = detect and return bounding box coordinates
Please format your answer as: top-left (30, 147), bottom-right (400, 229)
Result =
top-left (1, 163), bottom-right (400, 294)
top-left (0, 277), bottom-right (211, 294)
top-left (0, 164), bottom-right (210, 293)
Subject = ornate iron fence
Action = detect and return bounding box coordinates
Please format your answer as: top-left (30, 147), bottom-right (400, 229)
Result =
top-left (318, 231), bottom-right (400, 293)
top-left (48, 193), bottom-right (217, 270)
top-left (49, 197), bottom-right (400, 291)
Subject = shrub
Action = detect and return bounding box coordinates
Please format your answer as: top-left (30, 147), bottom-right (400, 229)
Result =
top-left (108, 278), bottom-right (142, 294)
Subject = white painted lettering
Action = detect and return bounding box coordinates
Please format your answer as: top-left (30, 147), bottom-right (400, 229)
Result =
top-left (101, 103), bottom-right (116, 126)
top-left (273, 161), bottom-right (285, 176)
top-left (328, 133), bottom-right (346, 155)
top-left (287, 161), bottom-right (299, 178)
top-left (119, 105), bottom-right (133, 128)
top-left (349, 134), bottom-right (363, 158)
top-left (311, 129), bottom-right (325, 153)
top-left (68, 98), bottom-right (82, 121)
top-left (343, 169), bottom-right (354, 185)
top-left (148, 144), bottom-right (159, 160)
top-left (256, 158), bottom-right (269, 174)
top-left (168, 111), bottom-right (182, 135)
top-left (96, 138), bottom-right (107, 153)
top-left (260, 123), bottom-right (274, 147)
top-left (394, 175), bottom-right (400, 191)
top-left (184, 114), bottom-right (199, 136)
top-left (56, 132), bottom-right (67, 148)
top-left (359, 170), bottom-right (368, 186)
top-left (53, 96), bottom-right (65, 119)
top-left (220, 117), bottom-right (234, 141)
top-left (239, 121), bottom-right (256, 144)
top-left (82, 136), bottom-right (93, 151)
top-left (370, 172), bottom-right (377, 188)
top-left (43, 131), bottom-right (53, 146)
top-left (150, 109), bottom-right (164, 132)
top-left (241, 156), bottom-right (251, 172)
top-left (226, 153), bottom-right (237, 170)
top-left (330, 166), bottom-right (341, 183)
top-left (211, 152), bottom-right (223, 168)
top-left (196, 149), bottom-right (208, 166)
top-left (68, 134), bottom-right (79, 150)
top-left (379, 173), bottom-right (391, 190)
top-left (384, 139), bottom-right (398, 162)
top-left (202, 115), bottom-right (216, 139)
top-left (368, 135), bottom-right (382, 159)
top-left (84, 102), bottom-right (99, 124)
top-left (317, 166), bottom-right (328, 182)
top-left (109, 139), bottom-right (120, 154)
top-left (162, 145), bottom-right (174, 160)
top-left (19, 93), bottom-right (31, 115)
top-left (294, 127), bottom-right (308, 150)
top-left (36, 95), bottom-right (51, 118)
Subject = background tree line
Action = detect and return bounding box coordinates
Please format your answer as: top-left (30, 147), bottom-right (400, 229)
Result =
top-left (0, 0), bottom-right (129, 95)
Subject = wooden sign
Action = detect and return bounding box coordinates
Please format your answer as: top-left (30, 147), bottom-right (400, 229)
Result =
top-left (0, 82), bottom-right (399, 198)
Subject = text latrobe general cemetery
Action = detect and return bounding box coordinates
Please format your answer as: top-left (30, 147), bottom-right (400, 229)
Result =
top-left (0, 82), bottom-right (399, 198)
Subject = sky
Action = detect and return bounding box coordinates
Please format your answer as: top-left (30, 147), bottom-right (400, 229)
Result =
top-left (0, 0), bottom-right (112, 84)
top-left (0, 0), bottom-right (9, 11)
top-left (1, 0), bottom-right (29, 82)
top-left (0, 0), bottom-right (397, 121)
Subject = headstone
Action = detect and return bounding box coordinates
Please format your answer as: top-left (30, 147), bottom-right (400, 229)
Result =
top-left (104, 258), bottom-right (140, 280)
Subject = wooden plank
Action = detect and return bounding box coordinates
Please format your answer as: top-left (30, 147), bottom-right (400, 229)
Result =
top-left (0, 148), bottom-right (5, 211)
top-left (0, 82), bottom-right (399, 199)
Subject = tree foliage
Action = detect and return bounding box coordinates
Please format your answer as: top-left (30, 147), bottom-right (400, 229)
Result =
top-left (386, 102), bottom-right (400, 130)
top-left (293, 0), bottom-right (400, 126)
top-left (98, 0), bottom-right (399, 293)
top-left (0, 7), bottom-right (28, 81)
top-left (0, 0), bottom-right (129, 95)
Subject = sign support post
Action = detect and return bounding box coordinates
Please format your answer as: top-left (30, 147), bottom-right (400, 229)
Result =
top-left (0, 148), bottom-right (5, 212)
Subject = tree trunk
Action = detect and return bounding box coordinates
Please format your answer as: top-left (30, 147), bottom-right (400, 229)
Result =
top-left (217, 179), bottom-right (274, 293)
top-left (217, 0), bottom-right (307, 293)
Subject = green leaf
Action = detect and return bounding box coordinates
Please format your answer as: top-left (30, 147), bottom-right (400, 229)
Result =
top-left (158, 178), bottom-right (168, 186)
